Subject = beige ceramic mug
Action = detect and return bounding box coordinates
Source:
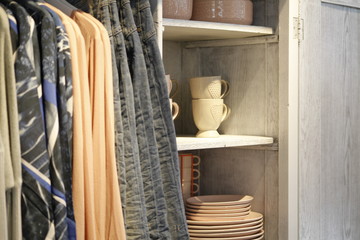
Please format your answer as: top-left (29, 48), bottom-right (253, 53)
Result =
top-left (190, 76), bottom-right (230, 99)
top-left (192, 99), bottom-right (231, 138)
top-left (165, 75), bottom-right (179, 98)
top-left (169, 98), bottom-right (179, 120)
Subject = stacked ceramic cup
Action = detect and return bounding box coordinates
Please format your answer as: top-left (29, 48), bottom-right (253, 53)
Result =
top-left (166, 75), bottom-right (180, 120)
top-left (190, 76), bottom-right (230, 138)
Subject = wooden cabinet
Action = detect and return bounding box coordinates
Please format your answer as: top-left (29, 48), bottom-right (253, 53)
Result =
top-left (150, 1), bottom-right (287, 239)
top-left (151, 0), bottom-right (360, 239)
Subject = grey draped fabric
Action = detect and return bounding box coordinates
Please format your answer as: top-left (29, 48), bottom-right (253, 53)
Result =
top-left (8, 2), bottom-right (56, 239)
top-left (131, 0), bottom-right (189, 238)
top-left (0, 5), bottom-right (22, 240)
top-left (89, 0), bottom-right (189, 238)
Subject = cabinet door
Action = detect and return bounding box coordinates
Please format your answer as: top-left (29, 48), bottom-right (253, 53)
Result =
top-left (299, 0), bottom-right (360, 239)
top-left (322, 0), bottom-right (360, 9)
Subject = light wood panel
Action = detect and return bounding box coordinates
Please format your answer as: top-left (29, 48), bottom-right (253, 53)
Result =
top-left (163, 19), bottom-right (274, 41)
top-left (253, 0), bottom-right (279, 29)
top-left (322, 0), bottom-right (360, 9)
top-left (200, 149), bottom-right (266, 216)
top-left (278, 0), bottom-right (299, 239)
top-left (320, 3), bottom-right (360, 239)
top-left (176, 135), bottom-right (274, 151)
top-left (194, 45), bottom-right (267, 136)
top-left (298, 1), bottom-right (322, 240)
top-left (162, 41), bottom-right (184, 132)
top-left (264, 150), bottom-right (279, 240)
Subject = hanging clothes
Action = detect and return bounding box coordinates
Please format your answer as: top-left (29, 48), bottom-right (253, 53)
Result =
top-left (7, 2), bottom-right (56, 238)
top-left (41, 7), bottom-right (76, 237)
top-left (91, 1), bottom-right (151, 239)
top-left (43, 6), bottom-right (97, 239)
top-left (1, 0), bottom-right (189, 238)
top-left (131, 0), bottom-right (189, 238)
top-left (0, 6), bottom-right (22, 240)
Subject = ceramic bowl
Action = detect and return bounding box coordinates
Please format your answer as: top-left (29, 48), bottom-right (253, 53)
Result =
top-left (192, 0), bottom-right (253, 25)
top-left (163, 0), bottom-right (193, 20)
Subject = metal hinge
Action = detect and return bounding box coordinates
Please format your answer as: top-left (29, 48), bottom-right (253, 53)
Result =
top-left (293, 17), bottom-right (304, 41)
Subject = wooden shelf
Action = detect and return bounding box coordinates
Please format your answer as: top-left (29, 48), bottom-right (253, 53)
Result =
top-left (176, 135), bottom-right (274, 151)
top-left (163, 19), bottom-right (274, 41)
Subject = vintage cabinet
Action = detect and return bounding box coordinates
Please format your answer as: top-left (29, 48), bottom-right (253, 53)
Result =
top-left (150, 0), bottom-right (360, 239)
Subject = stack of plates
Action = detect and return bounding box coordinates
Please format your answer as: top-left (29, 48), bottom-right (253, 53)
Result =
top-left (186, 195), bottom-right (264, 240)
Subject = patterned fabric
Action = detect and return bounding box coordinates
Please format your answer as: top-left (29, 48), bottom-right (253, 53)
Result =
top-left (131, 0), bottom-right (189, 238)
top-left (41, 5), bottom-right (76, 239)
top-left (24, 3), bottom-right (69, 239)
top-left (0, 5), bottom-right (23, 240)
top-left (8, 2), bottom-right (55, 239)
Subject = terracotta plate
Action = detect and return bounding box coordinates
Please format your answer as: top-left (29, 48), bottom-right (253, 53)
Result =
top-left (186, 205), bottom-right (251, 214)
top-left (186, 203), bottom-right (251, 210)
top-left (187, 195), bottom-right (253, 206)
top-left (186, 211), bottom-right (262, 226)
top-left (187, 218), bottom-right (263, 230)
top-left (190, 229), bottom-right (264, 240)
top-left (190, 227), bottom-right (262, 238)
top-left (188, 222), bottom-right (263, 234)
top-left (186, 210), bottom-right (250, 218)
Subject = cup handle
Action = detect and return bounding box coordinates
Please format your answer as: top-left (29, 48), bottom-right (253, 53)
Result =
top-left (221, 104), bottom-right (231, 122)
top-left (192, 183), bottom-right (199, 195)
top-left (172, 102), bottom-right (179, 120)
top-left (192, 155), bottom-right (201, 166)
top-left (170, 79), bottom-right (179, 98)
top-left (192, 169), bottom-right (201, 180)
top-left (220, 80), bottom-right (230, 98)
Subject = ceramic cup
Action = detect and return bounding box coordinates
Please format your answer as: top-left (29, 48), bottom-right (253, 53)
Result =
top-left (190, 76), bottom-right (230, 99)
top-left (179, 154), bottom-right (201, 182)
top-left (169, 98), bottom-right (179, 120)
top-left (192, 99), bottom-right (231, 137)
top-left (165, 75), bottom-right (179, 98)
top-left (179, 154), bottom-right (201, 199)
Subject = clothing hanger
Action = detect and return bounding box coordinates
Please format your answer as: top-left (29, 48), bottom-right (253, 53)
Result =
top-left (43, 0), bottom-right (77, 16)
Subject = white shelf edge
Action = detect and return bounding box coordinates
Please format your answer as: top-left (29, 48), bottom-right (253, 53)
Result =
top-left (176, 135), bottom-right (274, 151)
top-left (163, 18), bottom-right (274, 41)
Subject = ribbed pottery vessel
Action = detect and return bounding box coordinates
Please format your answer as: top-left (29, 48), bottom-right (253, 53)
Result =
top-left (192, 0), bottom-right (253, 25)
top-left (163, 0), bottom-right (193, 20)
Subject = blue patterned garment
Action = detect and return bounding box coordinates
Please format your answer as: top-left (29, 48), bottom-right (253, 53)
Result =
top-left (8, 2), bottom-right (56, 239)
top-left (24, 2), bottom-right (70, 239)
top-left (41, 5), bottom-right (76, 239)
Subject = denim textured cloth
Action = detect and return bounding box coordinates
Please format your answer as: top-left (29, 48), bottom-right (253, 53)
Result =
top-left (119, 0), bottom-right (175, 238)
top-left (8, 2), bottom-right (55, 239)
top-left (131, 0), bottom-right (189, 238)
top-left (42, 6), bottom-right (76, 239)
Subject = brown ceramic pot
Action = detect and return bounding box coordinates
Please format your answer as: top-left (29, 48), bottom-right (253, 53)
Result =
top-left (163, 0), bottom-right (193, 20)
top-left (192, 0), bottom-right (253, 25)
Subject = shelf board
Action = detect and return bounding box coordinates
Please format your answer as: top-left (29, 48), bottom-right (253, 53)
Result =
top-left (176, 135), bottom-right (274, 151)
top-left (163, 18), bottom-right (274, 41)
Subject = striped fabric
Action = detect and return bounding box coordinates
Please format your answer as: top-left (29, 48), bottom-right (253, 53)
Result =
top-left (8, 3), bottom-right (56, 239)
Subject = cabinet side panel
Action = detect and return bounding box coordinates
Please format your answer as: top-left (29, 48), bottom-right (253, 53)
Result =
top-left (195, 44), bottom-right (267, 136)
top-left (180, 47), bottom-right (201, 134)
top-left (266, 43), bottom-right (279, 138)
top-left (299, 0), bottom-right (322, 240)
top-left (265, 150), bottom-right (279, 240)
top-left (163, 41), bottom-right (185, 132)
top-left (253, 0), bottom-right (279, 29)
top-left (200, 148), bottom-right (266, 216)
top-left (320, 4), bottom-right (360, 240)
